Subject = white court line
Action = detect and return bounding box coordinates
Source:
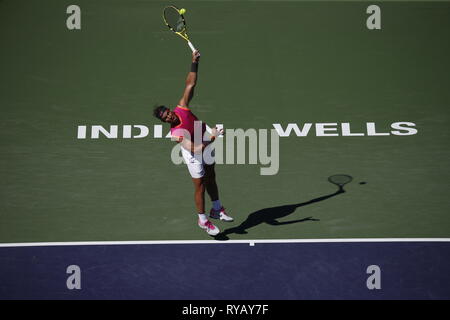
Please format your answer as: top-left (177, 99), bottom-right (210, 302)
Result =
top-left (0, 238), bottom-right (449, 248)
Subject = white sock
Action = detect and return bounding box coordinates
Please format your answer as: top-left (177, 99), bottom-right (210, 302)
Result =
top-left (212, 200), bottom-right (222, 211)
top-left (198, 213), bottom-right (208, 223)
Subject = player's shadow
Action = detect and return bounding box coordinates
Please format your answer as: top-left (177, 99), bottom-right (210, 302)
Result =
top-left (214, 177), bottom-right (350, 241)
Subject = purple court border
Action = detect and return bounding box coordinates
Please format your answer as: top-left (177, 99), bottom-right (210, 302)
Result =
top-left (0, 240), bottom-right (449, 299)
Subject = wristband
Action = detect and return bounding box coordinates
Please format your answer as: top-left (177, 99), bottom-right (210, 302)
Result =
top-left (191, 62), bottom-right (198, 73)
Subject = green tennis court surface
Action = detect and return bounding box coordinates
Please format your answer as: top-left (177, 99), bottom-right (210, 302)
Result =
top-left (1, 0), bottom-right (449, 243)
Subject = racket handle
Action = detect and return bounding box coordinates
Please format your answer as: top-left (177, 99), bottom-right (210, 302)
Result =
top-left (187, 41), bottom-right (196, 52)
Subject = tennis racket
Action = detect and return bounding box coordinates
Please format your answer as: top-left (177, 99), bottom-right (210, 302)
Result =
top-left (163, 5), bottom-right (196, 52)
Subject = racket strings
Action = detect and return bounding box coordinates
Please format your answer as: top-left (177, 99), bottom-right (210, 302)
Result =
top-left (164, 7), bottom-right (185, 32)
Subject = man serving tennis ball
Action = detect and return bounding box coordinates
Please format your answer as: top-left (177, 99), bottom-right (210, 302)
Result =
top-left (153, 50), bottom-right (233, 236)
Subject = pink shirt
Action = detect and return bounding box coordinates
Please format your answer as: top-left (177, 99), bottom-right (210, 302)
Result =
top-left (170, 106), bottom-right (206, 142)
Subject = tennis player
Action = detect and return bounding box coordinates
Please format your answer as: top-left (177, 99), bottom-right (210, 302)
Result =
top-left (153, 50), bottom-right (233, 236)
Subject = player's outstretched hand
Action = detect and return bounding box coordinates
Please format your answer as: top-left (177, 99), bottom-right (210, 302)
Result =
top-left (192, 50), bottom-right (201, 62)
top-left (212, 126), bottom-right (224, 138)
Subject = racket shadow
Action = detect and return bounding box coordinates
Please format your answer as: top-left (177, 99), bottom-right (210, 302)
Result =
top-left (214, 175), bottom-right (352, 241)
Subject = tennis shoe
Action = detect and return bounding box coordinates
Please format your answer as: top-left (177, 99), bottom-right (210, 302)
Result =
top-left (209, 207), bottom-right (234, 222)
top-left (198, 219), bottom-right (220, 236)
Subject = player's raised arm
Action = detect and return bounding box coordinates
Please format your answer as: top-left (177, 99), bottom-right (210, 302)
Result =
top-left (178, 50), bottom-right (201, 108)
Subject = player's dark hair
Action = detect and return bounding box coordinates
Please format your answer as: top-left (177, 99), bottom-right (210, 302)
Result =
top-left (153, 105), bottom-right (168, 121)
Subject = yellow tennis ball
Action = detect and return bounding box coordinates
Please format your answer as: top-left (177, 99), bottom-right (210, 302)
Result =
top-left (179, 8), bottom-right (186, 15)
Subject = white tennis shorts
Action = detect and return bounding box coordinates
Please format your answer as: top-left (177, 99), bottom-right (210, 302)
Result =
top-left (181, 147), bottom-right (215, 179)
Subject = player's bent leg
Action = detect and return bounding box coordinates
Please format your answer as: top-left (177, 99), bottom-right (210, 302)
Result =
top-left (204, 164), bottom-right (219, 201)
top-left (204, 165), bottom-right (234, 222)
